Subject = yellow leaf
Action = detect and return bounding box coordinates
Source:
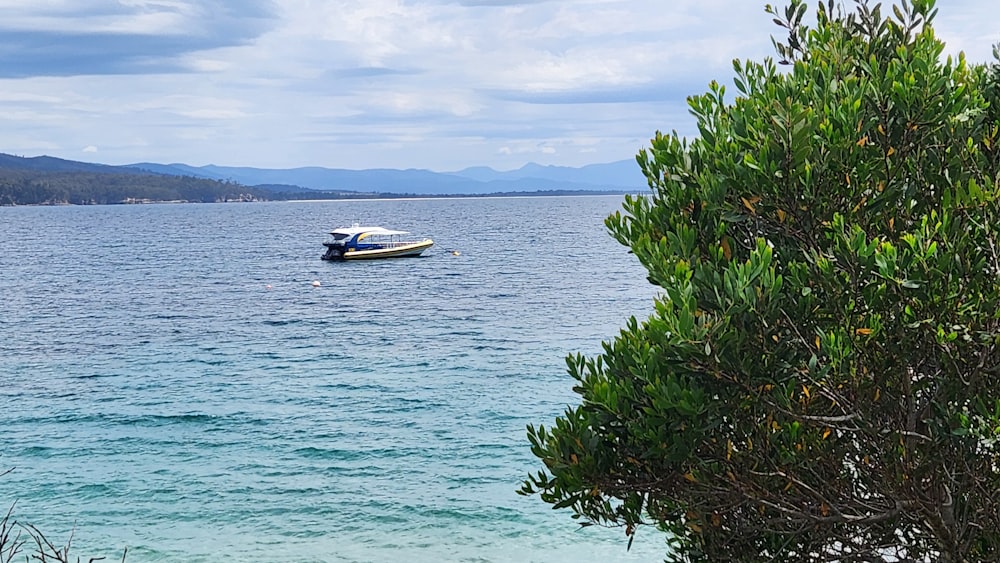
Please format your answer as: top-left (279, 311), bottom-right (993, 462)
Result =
top-left (878, 123), bottom-right (885, 135)
top-left (741, 196), bottom-right (757, 214)
top-left (874, 388), bottom-right (881, 401)
top-left (852, 196), bottom-right (868, 213)
top-left (726, 439), bottom-right (733, 460)
top-left (772, 333), bottom-right (780, 342)
top-left (721, 237), bottom-right (732, 260)
top-left (889, 217), bottom-right (895, 231)
top-left (855, 327), bottom-right (872, 336)
top-left (684, 472), bottom-right (698, 483)
top-left (845, 173), bottom-right (851, 186)
top-left (776, 208), bottom-right (787, 223)
top-left (886, 146), bottom-right (896, 156)
top-left (857, 135), bottom-right (868, 146)
top-left (802, 385), bottom-right (811, 400)
top-left (878, 181), bottom-right (886, 193)
top-left (815, 335), bottom-right (821, 350)
top-left (822, 428), bottom-right (832, 440)
top-left (771, 420), bottom-right (781, 431)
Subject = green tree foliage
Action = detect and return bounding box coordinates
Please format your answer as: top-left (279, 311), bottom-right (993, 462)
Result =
top-left (0, 169), bottom-right (269, 205)
top-left (521, 1), bottom-right (1000, 560)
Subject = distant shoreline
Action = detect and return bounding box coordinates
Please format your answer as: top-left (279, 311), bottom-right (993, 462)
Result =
top-left (286, 192), bottom-right (637, 203)
top-left (0, 152), bottom-right (646, 206)
top-left (1, 189), bottom-right (640, 207)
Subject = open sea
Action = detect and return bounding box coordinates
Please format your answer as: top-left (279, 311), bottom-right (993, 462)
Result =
top-left (1, 195), bottom-right (664, 562)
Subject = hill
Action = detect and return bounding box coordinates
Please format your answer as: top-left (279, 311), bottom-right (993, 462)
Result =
top-left (0, 154), bottom-right (269, 205)
top-left (449, 160), bottom-right (645, 187)
top-left (0, 152), bottom-right (646, 205)
top-left (126, 159), bottom-right (645, 195)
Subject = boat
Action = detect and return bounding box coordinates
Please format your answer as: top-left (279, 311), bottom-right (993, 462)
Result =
top-left (321, 224), bottom-right (434, 260)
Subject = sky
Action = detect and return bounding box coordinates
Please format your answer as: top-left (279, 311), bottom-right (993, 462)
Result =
top-left (0, 1), bottom-right (996, 172)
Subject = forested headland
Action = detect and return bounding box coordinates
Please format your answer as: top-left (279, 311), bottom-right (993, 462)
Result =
top-left (0, 168), bottom-right (632, 206)
top-left (0, 168), bottom-right (270, 205)
top-left (0, 152), bottom-right (638, 205)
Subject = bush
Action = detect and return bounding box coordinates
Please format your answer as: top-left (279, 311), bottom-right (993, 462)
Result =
top-left (521, 1), bottom-right (1000, 561)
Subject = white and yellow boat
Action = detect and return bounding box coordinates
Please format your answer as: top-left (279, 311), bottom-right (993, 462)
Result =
top-left (321, 225), bottom-right (433, 261)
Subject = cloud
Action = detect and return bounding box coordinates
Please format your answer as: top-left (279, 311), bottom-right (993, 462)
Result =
top-left (935, 7), bottom-right (1000, 63)
top-left (0, 0), bottom-right (995, 172)
top-left (431, 0), bottom-right (557, 5)
top-left (82, 145), bottom-right (98, 152)
top-left (0, 0), bottom-right (277, 78)
top-left (325, 67), bottom-right (422, 79)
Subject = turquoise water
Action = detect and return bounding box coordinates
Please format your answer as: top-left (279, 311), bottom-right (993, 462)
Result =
top-left (1, 196), bottom-right (664, 562)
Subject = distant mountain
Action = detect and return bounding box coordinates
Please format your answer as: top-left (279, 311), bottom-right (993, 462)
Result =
top-left (0, 152), bottom-right (648, 205)
top-left (0, 154), bottom-right (271, 205)
top-left (0, 153), bottom-right (133, 174)
top-left (448, 160), bottom-right (646, 188)
top-left (126, 159), bottom-right (646, 195)
top-left (124, 162), bottom-right (217, 179)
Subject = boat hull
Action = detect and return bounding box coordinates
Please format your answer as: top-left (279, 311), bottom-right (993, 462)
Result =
top-left (326, 239), bottom-right (434, 260)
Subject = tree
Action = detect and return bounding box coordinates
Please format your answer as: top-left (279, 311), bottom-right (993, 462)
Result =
top-left (520, 1), bottom-right (1000, 560)
top-left (1, 469), bottom-right (127, 563)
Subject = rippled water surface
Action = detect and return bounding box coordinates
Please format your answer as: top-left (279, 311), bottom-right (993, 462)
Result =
top-left (1, 196), bottom-right (663, 562)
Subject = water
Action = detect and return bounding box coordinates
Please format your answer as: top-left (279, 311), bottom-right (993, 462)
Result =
top-left (0, 196), bottom-right (664, 562)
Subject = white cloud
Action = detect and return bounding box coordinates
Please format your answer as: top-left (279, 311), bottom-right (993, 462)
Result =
top-left (82, 145), bottom-right (98, 152)
top-left (176, 108), bottom-right (247, 120)
top-left (0, 1), bottom-right (203, 35)
top-left (0, 0), bottom-right (995, 171)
